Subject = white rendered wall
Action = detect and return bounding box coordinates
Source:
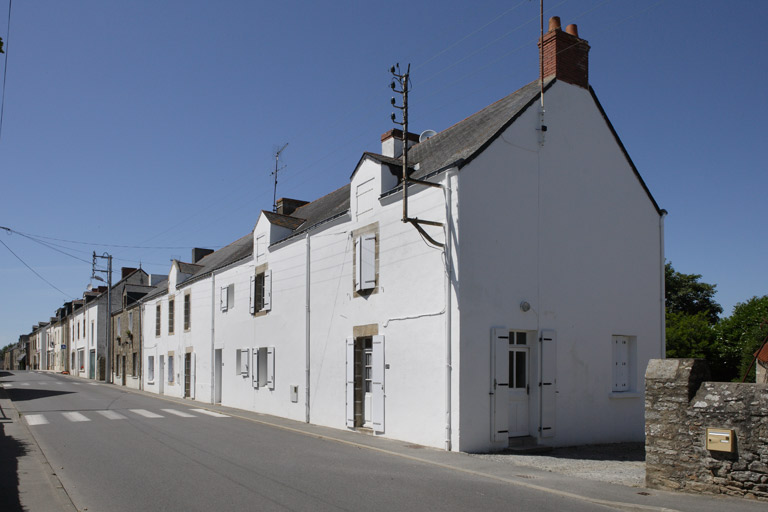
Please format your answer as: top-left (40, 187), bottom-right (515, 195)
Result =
top-left (456, 81), bottom-right (663, 451)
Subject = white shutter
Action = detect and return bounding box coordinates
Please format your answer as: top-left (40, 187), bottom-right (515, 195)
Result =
top-left (355, 239), bottom-right (363, 292)
top-left (358, 234), bottom-right (376, 291)
top-left (252, 348), bottom-right (260, 389)
top-left (491, 328), bottom-right (509, 443)
top-left (190, 352), bottom-right (196, 399)
top-left (263, 270), bottom-right (272, 311)
top-left (249, 275), bottom-right (256, 314)
top-left (613, 336), bottom-right (629, 391)
top-left (220, 287), bottom-right (228, 312)
top-left (372, 335), bottom-right (385, 432)
top-left (267, 346), bottom-right (275, 390)
top-left (540, 330), bottom-right (556, 438)
top-left (346, 337), bottom-right (355, 428)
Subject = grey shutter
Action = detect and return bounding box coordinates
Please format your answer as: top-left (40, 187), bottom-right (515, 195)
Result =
top-left (267, 346), bottom-right (275, 390)
top-left (249, 275), bottom-right (256, 314)
top-left (346, 337), bottom-right (355, 428)
top-left (540, 330), bottom-right (556, 438)
top-left (372, 335), bottom-right (385, 432)
top-left (252, 348), bottom-right (260, 389)
top-left (491, 328), bottom-right (509, 443)
top-left (263, 270), bottom-right (272, 311)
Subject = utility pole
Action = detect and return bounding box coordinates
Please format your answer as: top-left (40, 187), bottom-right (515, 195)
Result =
top-left (390, 63), bottom-right (445, 247)
top-left (271, 143), bottom-right (289, 213)
top-left (92, 252), bottom-right (113, 383)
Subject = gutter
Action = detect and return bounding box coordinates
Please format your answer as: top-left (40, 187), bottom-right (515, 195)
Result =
top-left (305, 232), bottom-right (311, 423)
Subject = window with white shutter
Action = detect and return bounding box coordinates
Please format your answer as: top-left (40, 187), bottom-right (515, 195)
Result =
top-left (251, 270), bottom-right (272, 314)
top-left (355, 234), bottom-right (377, 292)
top-left (612, 335), bottom-right (635, 392)
top-left (220, 286), bottom-right (228, 312)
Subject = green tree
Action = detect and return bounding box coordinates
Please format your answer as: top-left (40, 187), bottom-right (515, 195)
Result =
top-left (665, 262), bottom-right (722, 325)
top-left (665, 310), bottom-right (716, 359)
top-left (715, 296), bottom-right (768, 382)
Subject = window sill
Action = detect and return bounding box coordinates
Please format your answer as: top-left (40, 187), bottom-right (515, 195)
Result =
top-left (609, 391), bottom-right (642, 399)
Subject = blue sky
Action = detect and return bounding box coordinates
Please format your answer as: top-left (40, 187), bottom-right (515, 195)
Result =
top-left (1, 0), bottom-right (766, 346)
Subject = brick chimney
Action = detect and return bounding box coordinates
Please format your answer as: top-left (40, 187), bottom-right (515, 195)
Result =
top-left (276, 198), bottom-right (309, 216)
top-left (538, 16), bottom-right (590, 88)
top-left (381, 129), bottom-right (419, 158)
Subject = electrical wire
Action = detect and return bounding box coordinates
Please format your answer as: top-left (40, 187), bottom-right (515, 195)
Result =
top-left (0, 0), bottom-right (11, 143)
top-left (0, 237), bottom-right (74, 299)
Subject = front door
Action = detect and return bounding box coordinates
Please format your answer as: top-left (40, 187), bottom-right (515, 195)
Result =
top-left (346, 335), bottom-right (384, 432)
top-left (184, 353), bottom-right (191, 398)
top-left (89, 350), bottom-right (96, 379)
top-left (214, 349), bottom-right (222, 404)
top-left (122, 356), bottom-right (127, 386)
top-left (507, 331), bottom-right (530, 437)
top-left (159, 355), bottom-right (165, 394)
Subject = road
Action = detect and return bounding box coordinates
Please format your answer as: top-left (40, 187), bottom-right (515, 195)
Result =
top-left (3, 370), bottom-right (601, 512)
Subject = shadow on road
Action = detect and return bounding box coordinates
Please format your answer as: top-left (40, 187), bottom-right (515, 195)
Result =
top-left (0, 371), bottom-right (14, 378)
top-left (5, 389), bottom-right (75, 402)
top-left (546, 442), bottom-right (645, 462)
top-left (0, 416), bottom-right (26, 512)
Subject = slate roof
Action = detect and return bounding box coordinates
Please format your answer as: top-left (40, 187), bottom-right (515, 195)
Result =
top-left (408, 78), bottom-right (549, 179)
top-left (263, 211), bottom-right (306, 231)
top-left (176, 261), bottom-right (204, 275)
top-left (287, 184), bottom-right (351, 234)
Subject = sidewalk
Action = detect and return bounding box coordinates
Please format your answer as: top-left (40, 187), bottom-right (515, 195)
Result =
top-left (0, 384), bottom-right (77, 512)
top-left (5, 371), bottom-right (768, 512)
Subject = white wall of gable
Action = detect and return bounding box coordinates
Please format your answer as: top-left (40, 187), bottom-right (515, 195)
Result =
top-left (456, 80), bottom-right (663, 451)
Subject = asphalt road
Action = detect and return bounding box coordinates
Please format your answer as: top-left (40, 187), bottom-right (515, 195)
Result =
top-left (4, 370), bottom-right (603, 512)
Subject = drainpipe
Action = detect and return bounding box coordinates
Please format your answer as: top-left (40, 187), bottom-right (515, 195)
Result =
top-left (305, 231), bottom-right (311, 424)
top-left (211, 272), bottom-right (216, 404)
top-left (443, 169), bottom-right (456, 451)
top-left (659, 210), bottom-right (667, 358)
top-left (139, 303), bottom-right (143, 390)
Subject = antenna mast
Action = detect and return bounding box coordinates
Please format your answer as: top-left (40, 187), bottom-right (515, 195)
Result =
top-left (271, 142), bottom-right (289, 213)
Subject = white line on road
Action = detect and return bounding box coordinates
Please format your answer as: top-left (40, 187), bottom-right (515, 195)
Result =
top-left (190, 409), bottom-right (229, 418)
top-left (88, 383), bottom-right (99, 386)
top-left (21, 383), bottom-right (30, 386)
top-left (25, 414), bottom-right (49, 426)
top-left (130, 409), bottom-right (163, 418)
top-left (3, 384), bottom-right (13, 387)
top-left (162, 409), bottom-right (196, 418)
top-left (97, 410), bottom-right (127, 420)
top-left (62, 412), bottom-right (91, 422)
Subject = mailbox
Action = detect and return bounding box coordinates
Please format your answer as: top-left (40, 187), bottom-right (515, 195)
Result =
top-left (706, 428), bottom-right (735, 452)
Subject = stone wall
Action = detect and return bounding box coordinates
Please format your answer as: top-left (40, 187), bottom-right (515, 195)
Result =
top-left (645, 358), bottom-right (768, 501)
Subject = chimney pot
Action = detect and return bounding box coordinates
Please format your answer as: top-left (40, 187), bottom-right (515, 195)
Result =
top-left (538, 16), bottom-right (590, 88)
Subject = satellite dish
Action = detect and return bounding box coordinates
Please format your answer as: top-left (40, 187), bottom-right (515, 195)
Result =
top-left (419, 129), bottom-right (437, 143)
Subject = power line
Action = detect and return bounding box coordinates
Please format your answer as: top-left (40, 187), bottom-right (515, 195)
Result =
top-left (0, 0), bottom-right (12, 143)
top-left (0, 237), bottom-right (74, 299)
top-left (0, 226), bottom-right (222, 250)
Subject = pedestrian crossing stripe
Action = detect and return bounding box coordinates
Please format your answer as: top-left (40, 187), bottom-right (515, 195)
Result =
top-left (24, 408), bottom-right (229, 426)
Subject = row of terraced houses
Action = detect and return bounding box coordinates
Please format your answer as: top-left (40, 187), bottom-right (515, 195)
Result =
top-left (7, 19), bottom-right (667, 452)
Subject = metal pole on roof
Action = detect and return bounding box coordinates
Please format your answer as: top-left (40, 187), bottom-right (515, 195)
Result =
top-left (272, 143), bottom-right (289, 213)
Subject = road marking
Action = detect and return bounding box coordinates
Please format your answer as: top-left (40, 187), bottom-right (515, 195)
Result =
top-left (162, 409), bottom-right (196, 418)
top-left (3, 384), bottom-right (13, 388)
top-left (62, 412), bottom-right (90, 422)
top-left (21, 382), bottom-right (30, 386)
top-left (25, 414), bottom-right (49, 426)
top-left (88, 383), bottom-right (99, 386)
top-left (130, 409), bottom-right (163, 418)
top-left (72, 383), bottom-right (81, 386)
top-left (97, 410), bottom-right (127, 420)
top-left (190, 409), bottom-right (229, 418)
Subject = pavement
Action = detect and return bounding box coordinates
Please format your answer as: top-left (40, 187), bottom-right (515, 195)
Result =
top-left (1, 370), bottom-right (767, 512)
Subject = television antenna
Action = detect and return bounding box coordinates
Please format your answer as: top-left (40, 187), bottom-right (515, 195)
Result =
top-left (271, 142), bottom-right (289, 213)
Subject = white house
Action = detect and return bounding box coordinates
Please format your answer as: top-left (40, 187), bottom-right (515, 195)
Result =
top-left (142, 18), bottom-right (664, 452)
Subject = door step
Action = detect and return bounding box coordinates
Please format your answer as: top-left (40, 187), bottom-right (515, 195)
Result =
top-left (506, 436), bottom-right (552, 454)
